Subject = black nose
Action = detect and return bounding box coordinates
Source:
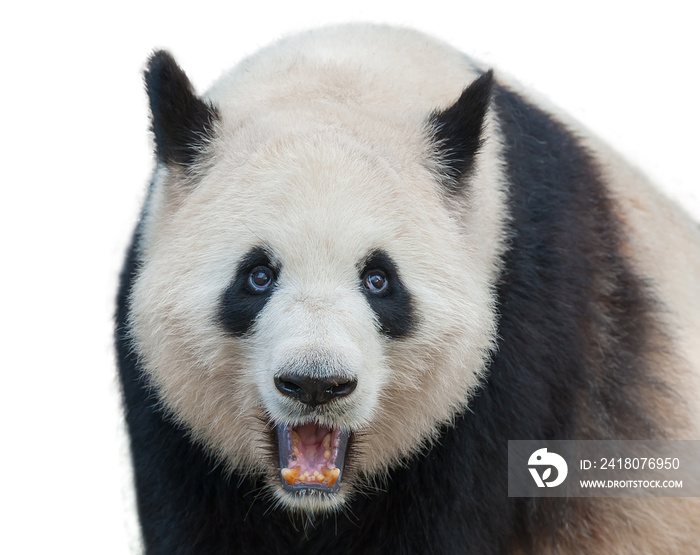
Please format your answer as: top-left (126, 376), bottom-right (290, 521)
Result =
top-left (274, 374), bottom-right (357, 407)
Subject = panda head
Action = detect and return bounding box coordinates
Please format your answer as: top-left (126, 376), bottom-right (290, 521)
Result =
top-left (129, 44), bottom-right (505, 514)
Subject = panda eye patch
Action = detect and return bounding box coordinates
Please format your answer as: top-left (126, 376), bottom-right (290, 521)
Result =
top-left (248, 266), bottom-right (275, 293)
top-left (219, 247), bottom-right (278, 337)
top-left (362, 270), bottom-right (388, 293)
top-left (359, 250), bottom-right (415, 338)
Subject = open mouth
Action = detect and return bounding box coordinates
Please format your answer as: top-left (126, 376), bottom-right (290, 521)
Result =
top-left (276, 423), bottom-right (350, 493)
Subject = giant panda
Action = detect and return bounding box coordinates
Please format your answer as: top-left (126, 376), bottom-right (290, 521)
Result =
top-left (116, 24), bottom-right (700, 553)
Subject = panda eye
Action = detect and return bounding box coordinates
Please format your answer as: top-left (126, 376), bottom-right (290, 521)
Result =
top-left (362, 269), bottom-right (388, 293)
top-left (248, 266), bottom-right (275, 293)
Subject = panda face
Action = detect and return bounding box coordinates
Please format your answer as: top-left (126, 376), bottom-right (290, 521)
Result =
top-left (129, 46), bottom-right (507, 513)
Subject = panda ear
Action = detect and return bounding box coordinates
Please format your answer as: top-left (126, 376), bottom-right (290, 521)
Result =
top-left (144, 50), bottom-right (219, 167)
top-left (429, 69), bottom-right (494, 193)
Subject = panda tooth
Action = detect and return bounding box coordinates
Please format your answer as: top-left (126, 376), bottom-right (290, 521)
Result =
top-left (323, 449), bottom-right (331, 460)
top-left (322, 433), bottom-right (331, 449)
top-left (281, 467), bottom-right (300, 485)
top-left (326, 468), bottom-right (340, 486)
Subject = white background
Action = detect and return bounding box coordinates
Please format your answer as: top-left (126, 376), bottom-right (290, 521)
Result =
top-left (2, 1), bottom-right (698, 553)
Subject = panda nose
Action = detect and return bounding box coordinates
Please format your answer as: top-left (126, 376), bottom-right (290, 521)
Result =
top-left (274, 374), bottom-right (357, 407)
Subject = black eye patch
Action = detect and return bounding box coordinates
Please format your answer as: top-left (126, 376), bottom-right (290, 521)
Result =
top-left (219, 247), bottom-right (278, 336)
top-left (360, 250), bottom-right (415, 338)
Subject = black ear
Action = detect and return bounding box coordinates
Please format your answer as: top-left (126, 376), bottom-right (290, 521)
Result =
top-left (144, 50), bottom-right (219, 167)
top-left (430, 69), bottom-right (494, 193)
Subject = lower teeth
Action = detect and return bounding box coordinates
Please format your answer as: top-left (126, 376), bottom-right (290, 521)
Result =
top-left (281, 465), bottom-right (340, 486)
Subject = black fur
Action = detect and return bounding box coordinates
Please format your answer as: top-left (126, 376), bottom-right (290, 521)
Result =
top-left (117, 80), bottom-right (664, 553)
top-left (430, 70), bottom-right (494, 193)
top-left (360, 250), bottom-right (415, 338)
top-left (219, 247), bottom-right (278, 337)
top-left (145, 51), bottom-right (219, 167)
